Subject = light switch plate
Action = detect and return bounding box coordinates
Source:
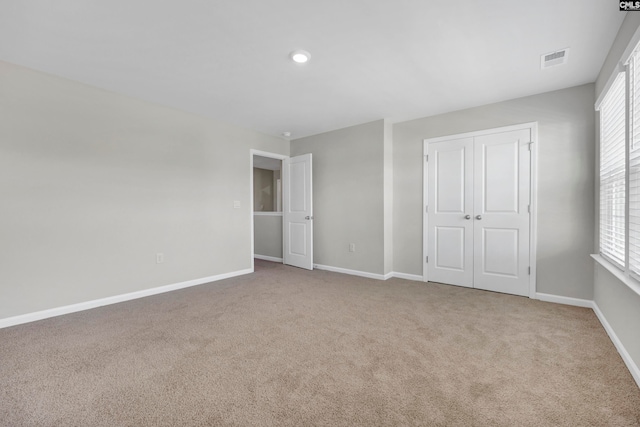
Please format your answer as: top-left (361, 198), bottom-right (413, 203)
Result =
top-left (233, 200), bottom-right (241, 209)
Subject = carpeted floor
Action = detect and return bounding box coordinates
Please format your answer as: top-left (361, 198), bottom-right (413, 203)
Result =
top-left (1, 259), bottom-right (639, 426)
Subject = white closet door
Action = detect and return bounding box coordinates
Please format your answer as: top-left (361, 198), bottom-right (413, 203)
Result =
top-left (427, 138), bottom-right (474, 288)
top-left (473, 129), bottom-right (531, 296)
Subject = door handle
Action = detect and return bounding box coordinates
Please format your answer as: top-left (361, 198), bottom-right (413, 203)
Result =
top-left (305, 216), bottom-right (314, 220)
top-left (464, 215), bottom-right (471, 220)
top-left (475, 215), bottom-right (482, 220)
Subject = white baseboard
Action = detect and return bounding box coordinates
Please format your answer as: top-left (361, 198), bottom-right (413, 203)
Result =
top-left (593, 302), bottom-right (640, 389)
top-left (312, 265), bottom-right (430, 283)
top-left (392, 272), bottom-right (424, 282)
top-left (535, 292), bottom-right (595, 308)
top-left (312, 265), bottom-right (425, 282)
top-left (254, 255), bottom-right (283, 263)
top-left (0, 268), bottom-right (253, 329)
top-left (313, 264), bottom-right (388, 280)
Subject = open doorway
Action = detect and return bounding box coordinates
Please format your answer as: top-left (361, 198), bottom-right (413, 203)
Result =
top-left (250, 150), bottom-right (287, 271)
top-left (250, 149), bottom-right (314, 272)
top-left (254, 156), bottom-right (282, 213)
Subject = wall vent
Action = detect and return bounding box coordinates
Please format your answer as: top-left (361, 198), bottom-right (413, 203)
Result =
top-left (540, 48), bottom-right (569, 69)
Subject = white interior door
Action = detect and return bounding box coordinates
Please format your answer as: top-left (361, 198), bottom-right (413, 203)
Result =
top-left (427, 138), bottom-right (474, 287)
top-left (283, 153), bottom-right (313, 270)
top-left (473, 129), bottom-right (530, 296)
top-left (424, 126), bottom-right (533, 297)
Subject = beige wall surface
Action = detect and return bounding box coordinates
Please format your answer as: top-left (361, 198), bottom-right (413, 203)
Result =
top-left (0, 61), bottom-right (288, 319)
top-left (291, 120), bottom-right (386, 275)
top-left (393, 84), bottom-right (595, 299)
top-left (254, 215), bottom-right (283, 259)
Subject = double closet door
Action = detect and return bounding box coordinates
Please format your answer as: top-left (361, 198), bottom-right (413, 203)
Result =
top-left (425, 127), bottom-right (532, 297)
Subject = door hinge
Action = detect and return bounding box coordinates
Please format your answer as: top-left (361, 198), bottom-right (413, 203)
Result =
top-left (425, 154), bottom-right (429, 162)
top-left (528, 267), bottom-right (531, 275)
top-left (425, 205), bottom-right (428, 213)
top-left (527, 204), bottom-right (531, 213)
top-left (426, 256), bottom-right (429, 263)
top-left (528, 142), bottom-right (534, 151)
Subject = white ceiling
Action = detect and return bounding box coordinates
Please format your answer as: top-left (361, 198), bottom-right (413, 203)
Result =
top-left (0, 1), bottom-right (626, 139)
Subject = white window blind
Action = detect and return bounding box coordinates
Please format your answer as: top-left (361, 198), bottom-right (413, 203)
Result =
top-left (630, 51), bottom-right (640, 276)
top-left (599, 72), bottom-right (626, 268)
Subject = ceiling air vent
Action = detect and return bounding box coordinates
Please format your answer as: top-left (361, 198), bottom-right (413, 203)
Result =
top-left (541, 48), bottom-right (569, 69)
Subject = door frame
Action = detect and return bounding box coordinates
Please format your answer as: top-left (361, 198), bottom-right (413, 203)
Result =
top-left (250, 149), bottom-right (289, 272)
top-left (422, 122), bottom-right (539, 298)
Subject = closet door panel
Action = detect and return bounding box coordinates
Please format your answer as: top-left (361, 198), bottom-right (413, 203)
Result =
top-left (427, 138), bottom-right (474, 288)
top-left (473, 129), bottom-right (531, 296)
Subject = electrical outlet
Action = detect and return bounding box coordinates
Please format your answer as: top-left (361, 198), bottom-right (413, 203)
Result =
top-left (156, 253), bottom-right (164, 264)
top-left (349, 243), bottom-right (356, 252)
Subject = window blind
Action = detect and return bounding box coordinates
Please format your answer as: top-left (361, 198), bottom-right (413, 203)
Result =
top-left (630, 51), bottom-right (640, 276)
top-left (599, 72), bottom-right (626, 268)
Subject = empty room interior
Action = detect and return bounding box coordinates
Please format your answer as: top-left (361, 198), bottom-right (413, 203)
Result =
top-left (2, 1), bottom-right (640, 425)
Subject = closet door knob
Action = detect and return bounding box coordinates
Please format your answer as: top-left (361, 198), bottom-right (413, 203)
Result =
top-left (476, 215), bottom-right (482, 220)
top-left (464, 215), bottom-right (471, 220)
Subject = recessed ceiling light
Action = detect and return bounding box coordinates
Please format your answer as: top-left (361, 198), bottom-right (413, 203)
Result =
top-left (282, 131), bottom-right (291, 137)
top-left (290, 50), bottom-right (310, 64)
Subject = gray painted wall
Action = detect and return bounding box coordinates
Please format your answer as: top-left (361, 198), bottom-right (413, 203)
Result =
top-left (291, 120), bottom-right (386, 275)
top-left (254, 215), bottom-right (283, 259)
top-left (593, 13), bottom-right (640, 380)
top-left (393, 84), bottom-right (596, 299)
top-left (383, 120), bottom-right (393, 275)
top-left (594, 264), bottom-right (640, 376)
top-left (596, 13), bottom-right (640, 97)
top-left (0, 61), bottom-right (288, 319)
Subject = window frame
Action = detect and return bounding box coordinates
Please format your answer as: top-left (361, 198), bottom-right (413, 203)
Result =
top-left (594, 42), bottom-right (640, 298)
top-left (597, 71), bottom-right (627, 269)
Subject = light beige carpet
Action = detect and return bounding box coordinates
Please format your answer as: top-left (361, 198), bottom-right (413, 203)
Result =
top-left (1, 259), bottom-right (639, 426)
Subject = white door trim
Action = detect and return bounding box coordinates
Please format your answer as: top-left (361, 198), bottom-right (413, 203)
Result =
top-left (250, 149), bottom-right (288, 272)
top-left (423, 122), bottom-right (538, 298)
